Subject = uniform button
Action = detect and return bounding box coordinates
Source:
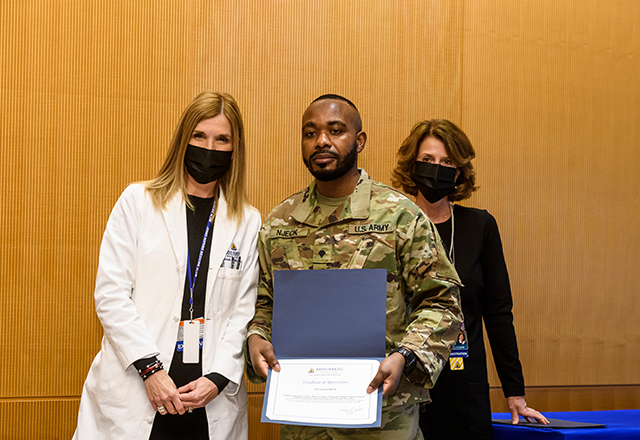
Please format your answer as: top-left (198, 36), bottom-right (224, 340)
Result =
top-left (174, 315), bottom-right (180, 321)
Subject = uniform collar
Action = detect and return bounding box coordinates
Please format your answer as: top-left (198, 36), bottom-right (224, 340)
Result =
top-left (291, 169), bottom-right (372, 226)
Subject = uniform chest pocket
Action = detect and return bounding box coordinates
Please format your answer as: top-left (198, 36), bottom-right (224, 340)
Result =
top-left (270, 239), bottom-right (306, 270)
top-left (348, 233), bottom-right (396, 270)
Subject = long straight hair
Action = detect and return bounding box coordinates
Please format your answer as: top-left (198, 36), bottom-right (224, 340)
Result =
top-left (145, 91), bottom-right (248, 222)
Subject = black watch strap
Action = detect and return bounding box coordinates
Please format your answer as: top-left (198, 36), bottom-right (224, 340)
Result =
top-left (389, 346), bottom-right (417, 376)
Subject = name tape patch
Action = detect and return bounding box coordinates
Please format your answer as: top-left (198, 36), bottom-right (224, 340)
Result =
top-left (271, 228), bottom-right (309, 238)
top-left (348, 223), bottom-right (393, 234)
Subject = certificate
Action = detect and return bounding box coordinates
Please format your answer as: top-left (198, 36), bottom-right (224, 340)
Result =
top-left (264, 358), bottom-right (381, 427)
top-left (262, 269), bottom-right (387, 427)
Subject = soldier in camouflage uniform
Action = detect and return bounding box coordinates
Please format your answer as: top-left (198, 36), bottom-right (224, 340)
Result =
top-left (246, 94), bottom-right (463, 440)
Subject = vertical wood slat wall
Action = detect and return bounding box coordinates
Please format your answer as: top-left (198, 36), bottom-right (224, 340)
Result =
top-left (0, 0), bottom-right (638, 438)
top-left (462, 0), bottom-right (640, 399)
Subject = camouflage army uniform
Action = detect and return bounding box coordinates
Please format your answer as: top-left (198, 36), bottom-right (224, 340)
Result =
top-left (247, 169), bottom-right (463, 440)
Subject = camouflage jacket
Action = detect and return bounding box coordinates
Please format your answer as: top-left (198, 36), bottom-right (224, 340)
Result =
top-left (247, 169), bottom-right (463, 406)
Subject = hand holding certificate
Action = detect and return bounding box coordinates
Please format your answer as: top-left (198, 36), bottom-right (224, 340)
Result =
top-left (260, 269), bottom-right (387, 428)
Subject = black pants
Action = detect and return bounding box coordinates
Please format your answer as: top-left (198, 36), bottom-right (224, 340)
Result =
top-left (149, 349), bottom-right (209, 439)
top-left (419, 365), bottom-right (492, 440)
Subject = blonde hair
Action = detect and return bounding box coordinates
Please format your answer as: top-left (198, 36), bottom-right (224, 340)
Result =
top-left (145, 91), bottom-right (248, 222)
top-left (392, 119), bottom-right (478, 202)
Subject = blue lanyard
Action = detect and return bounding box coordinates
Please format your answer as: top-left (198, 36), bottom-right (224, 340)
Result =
top-left (186, 200), bottom-right (215, 321)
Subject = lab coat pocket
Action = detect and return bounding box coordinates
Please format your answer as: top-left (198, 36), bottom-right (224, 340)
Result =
top-left (211, 266), bottom-right (242, 315)
top-left (85, 342), bottom-right (132, 405)
top-left (217, 266), bottom-right (242, 280)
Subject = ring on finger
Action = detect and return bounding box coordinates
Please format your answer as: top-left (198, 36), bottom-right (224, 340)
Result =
top-left (188, 406), bottom-right (193, 413)
top-left (157, 405), bottom-right (167, 413)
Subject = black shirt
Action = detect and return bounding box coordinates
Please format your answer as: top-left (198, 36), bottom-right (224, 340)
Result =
top-left (139, 195), bottom-right (229, 439)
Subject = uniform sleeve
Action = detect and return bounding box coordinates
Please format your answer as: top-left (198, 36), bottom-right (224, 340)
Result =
top-left (245, 223), bottom-right (273, 383)
top-left (481, 212), bottom-right (525, 397)
top-left (398, 212), bottom-right (464, 388)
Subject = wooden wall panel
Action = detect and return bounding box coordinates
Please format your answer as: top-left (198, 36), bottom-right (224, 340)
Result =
top-left (1, 0), bottom-right (639, 438)
top-left (0, 0), bottom-right (196, 400)
top-left (248, 392), bottom-right (280, 440)
top-left (0, 400), bottom-right (80, 439)
top-left (490, 385), bottom-right (640, 413)
top-left (0, 0), bottom-right (463, 437)
top-left (190, 0), bottom-right (464, 215)
top-left (462, 0), bottom-right (640, 393)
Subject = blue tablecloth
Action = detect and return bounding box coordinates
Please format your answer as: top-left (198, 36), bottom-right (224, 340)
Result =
top-left (492, 410), bottom-right (640, 439)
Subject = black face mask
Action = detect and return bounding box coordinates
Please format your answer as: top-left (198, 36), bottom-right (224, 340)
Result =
top-left (410, 161), bottom-right (458, 204)
top-left (184, 144), bottom-right (232, 184)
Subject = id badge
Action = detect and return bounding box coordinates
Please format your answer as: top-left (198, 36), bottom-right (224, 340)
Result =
top-left (177, 318), bottom-right (204, 364)
top-left (450, 323), bottom-right (469, 360)
top-left (183, 320), bottom-right (200, 364)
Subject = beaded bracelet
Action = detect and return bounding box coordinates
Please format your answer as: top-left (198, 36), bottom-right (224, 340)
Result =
top-left (138, 360), bottom-right (164, 381)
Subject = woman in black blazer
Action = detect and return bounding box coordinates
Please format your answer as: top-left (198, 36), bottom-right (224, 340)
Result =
top-left (392, 119), bottom-right (547, 439)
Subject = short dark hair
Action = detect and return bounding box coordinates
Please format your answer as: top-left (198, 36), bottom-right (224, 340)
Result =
top-left (311, 94), bottom-right (358, 111)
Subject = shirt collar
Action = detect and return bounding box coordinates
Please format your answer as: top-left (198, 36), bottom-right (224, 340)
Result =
top-left (291, 169), bottom-right (372, 226)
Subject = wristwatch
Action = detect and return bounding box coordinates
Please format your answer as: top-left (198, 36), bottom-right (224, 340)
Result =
top-left (389, 346), bottom-right (417, 376)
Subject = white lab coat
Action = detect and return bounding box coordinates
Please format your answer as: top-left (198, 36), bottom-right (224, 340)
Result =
top-left (73, 184), bottom-right (260, 439)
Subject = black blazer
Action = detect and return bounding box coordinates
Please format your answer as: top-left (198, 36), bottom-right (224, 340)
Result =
top-left (420, 206), bottom-right (525, 439)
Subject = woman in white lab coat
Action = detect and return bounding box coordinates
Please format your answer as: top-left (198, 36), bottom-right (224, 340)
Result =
top-left (74, 92), bottom-right (261, 440)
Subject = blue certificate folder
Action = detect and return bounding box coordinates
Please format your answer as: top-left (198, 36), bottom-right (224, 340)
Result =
top-left (261, 269), bottom-right (387, 428)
